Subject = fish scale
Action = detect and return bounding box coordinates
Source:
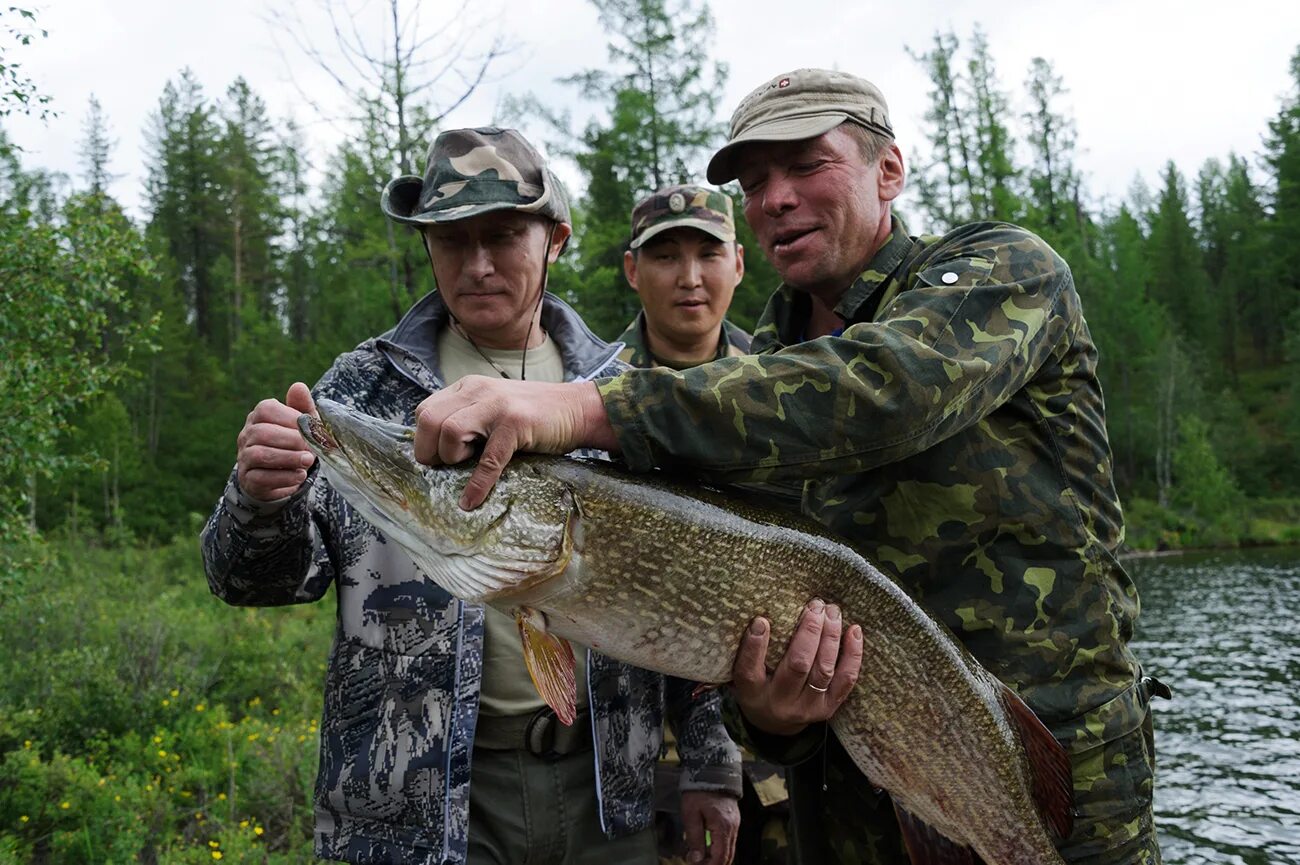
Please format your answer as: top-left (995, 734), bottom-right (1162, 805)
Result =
top-left (301, 398), bottom-right (1073, 865)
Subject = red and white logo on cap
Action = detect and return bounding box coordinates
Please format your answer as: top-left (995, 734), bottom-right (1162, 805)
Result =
top-left (778, 78), bottom-right (791, 88)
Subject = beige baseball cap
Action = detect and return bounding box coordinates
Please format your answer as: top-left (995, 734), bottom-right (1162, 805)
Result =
top-left (706, 69), bottom-right (894, 185)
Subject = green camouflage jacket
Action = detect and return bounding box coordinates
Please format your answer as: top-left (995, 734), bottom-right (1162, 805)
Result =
top-left (598, 215), bottom-right (1145, 762)
top-left (615, 311), bottom-right (752, 369)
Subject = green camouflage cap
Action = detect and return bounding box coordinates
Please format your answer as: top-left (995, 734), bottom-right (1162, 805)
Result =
top-left (380, 126), bottom-right (570, 226)
top-left (629, 184), bottom-right (735, 250)
top-left (706, 69), bottom-right (894, 184)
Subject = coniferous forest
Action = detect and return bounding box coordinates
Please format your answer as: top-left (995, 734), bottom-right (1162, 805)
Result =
top-left (4, 3), bottom-right (1300, 567)
top-left (2, 2), bottom-right (1300, 859)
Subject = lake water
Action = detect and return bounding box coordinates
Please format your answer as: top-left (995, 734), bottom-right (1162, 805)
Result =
top-left (1128, 547), bottom-right (1300, 864)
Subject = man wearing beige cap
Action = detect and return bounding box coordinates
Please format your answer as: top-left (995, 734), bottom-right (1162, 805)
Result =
top-left (616, 184), bottom-right (751, 370)
top-left (408, 73), bottom-right (1166, 865)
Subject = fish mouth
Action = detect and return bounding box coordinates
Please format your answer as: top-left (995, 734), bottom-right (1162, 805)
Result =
top-left (298, 414), bottom-right (338, 453)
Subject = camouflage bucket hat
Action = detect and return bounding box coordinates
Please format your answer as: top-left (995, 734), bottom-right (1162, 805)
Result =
top-left (629, 184), bottom-right (735, 250)
top-left (706, 69), bottom-right (894, 184)
top-left (380, 126), bottom-right (570, 226)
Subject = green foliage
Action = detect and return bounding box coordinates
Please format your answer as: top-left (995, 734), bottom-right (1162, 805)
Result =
top-left (1170, 414), bottom-right (1246, 544)
top-left (0, 539), bottom-right (330, 863)
top-left (0, 188), bottom-right (158, 595)
top-left (0, 6), bottom-right (52, 120)
top-left (908, 28), bottom-right (1021, 226)
top-left (511, 0), bottom-right (729, 339)
top-left (4, 21), bottom-right (1300, 557)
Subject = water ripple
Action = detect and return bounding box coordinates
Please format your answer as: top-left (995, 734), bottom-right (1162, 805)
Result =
top-left (1128, 547), bottom-right (1300, 864)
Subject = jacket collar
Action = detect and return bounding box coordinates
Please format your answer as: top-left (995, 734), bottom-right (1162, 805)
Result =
top-left (615, 310), bottom-right (752, 369)
top-left (832, 215), bottom-right (913, 322)
top-left (376, 290), bottom-right (623, 392)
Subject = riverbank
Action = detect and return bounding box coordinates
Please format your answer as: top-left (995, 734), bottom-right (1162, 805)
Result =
top-left (1121, 496), bottom-right (1300, 552)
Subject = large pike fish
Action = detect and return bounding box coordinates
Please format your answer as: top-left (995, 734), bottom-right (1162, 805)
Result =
top-left (299, 399), bottom-right (1073, 865)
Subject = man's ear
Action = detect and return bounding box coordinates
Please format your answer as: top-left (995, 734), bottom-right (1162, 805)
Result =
top-left (548, 222), bottom-right (573, 262)
top-left (878, 143), bottom-right (905, 203)
top-left (623, 249), bottom-right (640, 292)
top-left (733, 243), bottom-right (745, 285)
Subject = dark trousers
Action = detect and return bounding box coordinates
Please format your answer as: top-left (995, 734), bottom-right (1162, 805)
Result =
top-left (467, 745), bottom-right (657, 865)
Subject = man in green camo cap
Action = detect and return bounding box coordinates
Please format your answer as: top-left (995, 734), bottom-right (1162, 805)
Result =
top-left (617, 184), bottom-right (752, 369)
top-left (410, 72), bottom-right (1169, 865)
top-left (618, 185), bottom-right (795, 865)
top-left (207, 126), bottom-right (743, 865)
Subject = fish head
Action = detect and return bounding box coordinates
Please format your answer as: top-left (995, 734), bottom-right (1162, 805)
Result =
top-left (299, 398), bottom-right (577, 602)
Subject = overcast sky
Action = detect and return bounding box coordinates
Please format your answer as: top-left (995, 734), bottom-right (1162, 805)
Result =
top-left (6, 0), bottom-right (1300, 224)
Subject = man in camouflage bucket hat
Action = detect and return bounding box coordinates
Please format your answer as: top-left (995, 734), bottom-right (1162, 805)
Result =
top-left (408, 70), bottom-right (1171, 865)
top-left (617, 184), bottom-right (752, 368)
top-left (201, 126), bottom-right (742, 865)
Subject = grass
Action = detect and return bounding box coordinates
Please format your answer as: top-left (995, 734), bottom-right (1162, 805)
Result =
top-left (0, 538), bottom-right (333, 864)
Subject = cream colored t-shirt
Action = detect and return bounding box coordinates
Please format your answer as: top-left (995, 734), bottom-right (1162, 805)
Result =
top-left (436, 324), bottom-right (587, 717)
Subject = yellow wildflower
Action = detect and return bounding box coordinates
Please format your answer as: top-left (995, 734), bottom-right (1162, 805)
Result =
top-left (212, 853), bottom-right (223, 861)
top-left (195, 703), bottom-right (206, 712)
top-left (254, 826), bottom-right (264, 836)
top-left (19, 815), bottom-right (28, 823)
top-left (209, 840), bottom-right (220, 848)
top-left (218, 793), bottom-right (227, 801)
top-left (170, 688), bottom-right (180, 697)
top-left (59, 802), bottom-right (70, 810)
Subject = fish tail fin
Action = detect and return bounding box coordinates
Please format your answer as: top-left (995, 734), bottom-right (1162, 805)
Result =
top-left (515, 608), bottom-right (578, 726)
top-left (892, 803), bottom-right (977, 865)
top-left (997, 682), bottom-right (1074, 841)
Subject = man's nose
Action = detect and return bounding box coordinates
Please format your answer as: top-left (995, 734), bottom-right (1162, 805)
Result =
top-left (761, 173), bottom-right (798, 216)
top-left (677, 257), bottom-right (703, 288)
top-left (465, 243), bottom-right (494, 279)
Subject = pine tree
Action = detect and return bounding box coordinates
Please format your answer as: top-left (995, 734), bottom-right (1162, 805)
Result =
top-left (78, 94), bottom-right (118, 201)
top-left (218, 77), bottom-right (284, 354)
top-left (1022, 57), bottom-right (1078, 235)
top-left (966, 28), bottom-right (1019, 221)
top-left (909, 28), bottom-right (1020, 228)
top-left (1148, 162), bottom-right (1216, 358)
top-left (908, 31), bottom-right (976, 228)
top-left (515, 0), bottom-right (730, 338)
top-left (1264, 46), bottom-right (1300, 364)
top-left (144, 69), bottom-right (226, 347)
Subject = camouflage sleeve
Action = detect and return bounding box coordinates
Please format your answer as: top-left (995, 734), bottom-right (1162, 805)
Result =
top-left (720, 693), bottom-right (825, 768)
top-left (199, 349), bottom-right (372, 607)
top-left (664, 676), bottom-right (743, 797)
top-left (597, 226), bottom-right (1073, 482)
top-left (200, 465), bottom-right (336, 607)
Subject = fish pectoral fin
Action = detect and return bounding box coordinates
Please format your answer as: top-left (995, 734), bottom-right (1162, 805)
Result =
top-left (690, 682), bottom-right (720, 699)
top-left (891, 803), bottom-right (975, 865)
top-left (515, 608), bottom-right (578, 726)
top-left (997, 681), bottom-right (1074, 841)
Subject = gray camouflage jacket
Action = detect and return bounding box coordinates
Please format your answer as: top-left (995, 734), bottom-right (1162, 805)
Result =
top-left (201, 291), bottom-right (741, 865)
